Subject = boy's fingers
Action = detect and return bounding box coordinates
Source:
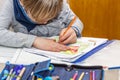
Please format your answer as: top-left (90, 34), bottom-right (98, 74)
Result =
top-left (59, 32), bottom-right (71, 43)
top-left (54, 44), bottom-right (70, 52)
top-left (59, 28), bottom-right (67, 41)
top-left (60, 37), bottom-right (70, 44)
top-left (60, 34), bottom-right (76, 45)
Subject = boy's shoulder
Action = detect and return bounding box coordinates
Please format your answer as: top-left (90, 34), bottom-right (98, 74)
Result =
top-left (4, 0), bottom-right (13, 5)
top-left (8, 0), bottom-right (13, 4)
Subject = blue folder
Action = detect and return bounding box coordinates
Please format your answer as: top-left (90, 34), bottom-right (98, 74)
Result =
top-left (73, 40), bottom-right (114, 63)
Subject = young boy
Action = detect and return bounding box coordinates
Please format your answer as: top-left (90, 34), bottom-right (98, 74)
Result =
top-left (0, 0), bottom-right (83, 52)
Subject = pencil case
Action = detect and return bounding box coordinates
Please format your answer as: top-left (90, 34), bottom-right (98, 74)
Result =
top-left (0, 60), bottom-right (50, 80)
top-left (32, 61), bottom-right (103, 80)
top-left (0, 60), bottom-right (103, 80)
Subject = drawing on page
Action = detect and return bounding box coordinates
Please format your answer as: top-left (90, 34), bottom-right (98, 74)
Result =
top-left (60, 41), bottom-right (94, 55)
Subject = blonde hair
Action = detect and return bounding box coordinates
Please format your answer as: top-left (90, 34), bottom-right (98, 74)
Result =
top-left (22, 0), bottom-right (63, 22)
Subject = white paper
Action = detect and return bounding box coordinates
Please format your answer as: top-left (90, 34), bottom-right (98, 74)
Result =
top-left (15, 49), bottom-right (50, 65)
top-left (24, 37), bottom-right (108, 62)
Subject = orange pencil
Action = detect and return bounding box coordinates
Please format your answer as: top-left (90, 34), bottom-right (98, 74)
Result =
top-left (62, 16), bottom-right (77, 36)
top-left (90, 71), bottom-right (93, 80)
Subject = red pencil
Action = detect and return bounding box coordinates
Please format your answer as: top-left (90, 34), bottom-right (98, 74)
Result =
top-left (72, 71), bottom-right (78, 80)
top-left (90, 71), bottom-right (93, 80)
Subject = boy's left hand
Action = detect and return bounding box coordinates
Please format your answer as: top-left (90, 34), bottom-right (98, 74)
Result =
top-left (59, 28), bottom-right (77, 44)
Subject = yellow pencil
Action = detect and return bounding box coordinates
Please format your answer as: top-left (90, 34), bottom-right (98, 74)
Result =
top-left (16, 67), bottom-right (26, 80)
top-left (78, 72), bottom-right (85, 80)
top-left (62, 16), bottom-right (77, 36)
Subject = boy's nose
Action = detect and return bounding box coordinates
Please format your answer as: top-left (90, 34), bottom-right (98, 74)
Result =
top-left (42, 21), bottom-right (47, 24)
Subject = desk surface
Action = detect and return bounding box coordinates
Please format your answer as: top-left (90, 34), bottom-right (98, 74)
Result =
top-left (82, 40), bottom-right (120, 67)
top-left (0, 46), bottom-right (21, 63)
top-left (0, 40), bottom-right (120, 67)
top-left (0, 46), bottom-right (49, 64)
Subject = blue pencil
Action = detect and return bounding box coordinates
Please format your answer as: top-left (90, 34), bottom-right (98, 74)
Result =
top-left (108, 66), bottom-right (120, 70)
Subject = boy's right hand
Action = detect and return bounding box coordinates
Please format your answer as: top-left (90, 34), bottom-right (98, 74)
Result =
top-left (32, 37), bottom-right (70, 52)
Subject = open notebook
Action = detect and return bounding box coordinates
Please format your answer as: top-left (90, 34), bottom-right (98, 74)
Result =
top-left (24, 37), bottom-right (108, 62)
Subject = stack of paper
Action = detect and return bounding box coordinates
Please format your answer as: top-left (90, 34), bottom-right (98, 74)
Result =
top-left (24, 37), bottom-right (108, 62)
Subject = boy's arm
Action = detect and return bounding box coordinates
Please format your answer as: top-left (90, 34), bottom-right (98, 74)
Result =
top-left (62, 0), bottom-right (84, 37)
top-left (0, 0), bottom-right (36, 48)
